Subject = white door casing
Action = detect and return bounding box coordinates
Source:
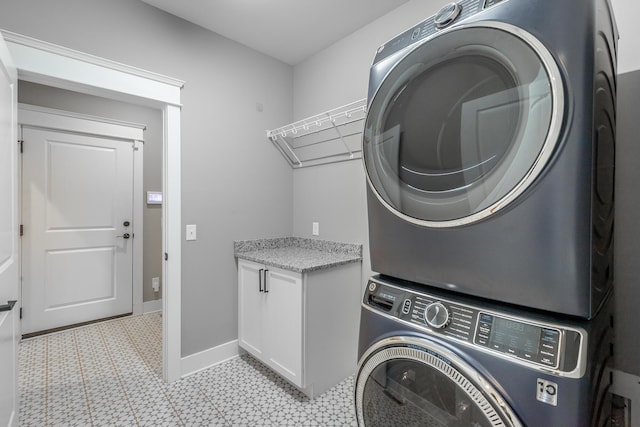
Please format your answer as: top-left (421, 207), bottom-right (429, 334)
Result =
top-left (2, 30), bottom-right (184, 382)
top-left (0, 32), bottom-right (19, 427)
top-left (20, 106), bottom-right (145, 335)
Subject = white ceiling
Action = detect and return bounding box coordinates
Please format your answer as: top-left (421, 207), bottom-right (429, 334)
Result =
top-left (139, 0), bottom-right (410, 65)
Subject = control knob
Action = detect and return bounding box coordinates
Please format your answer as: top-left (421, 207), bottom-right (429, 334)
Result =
top-left (434, 2), bottom-right (462, 29)
top-left (424, 302), bottom-right (450, 329)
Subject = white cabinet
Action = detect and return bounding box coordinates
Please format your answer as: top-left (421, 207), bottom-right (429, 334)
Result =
top-left (238, 260), bottom-right (303, 386)
top-left (237, 258), bottom-right (361, 398)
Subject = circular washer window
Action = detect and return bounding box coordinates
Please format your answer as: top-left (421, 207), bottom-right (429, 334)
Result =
top-left (363, 23), bottom-right (564, 227)
top-left (355, 337), bottom-right (522, 427)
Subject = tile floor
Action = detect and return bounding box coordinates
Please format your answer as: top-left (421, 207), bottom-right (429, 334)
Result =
top-left (19, 312), bottom-right (357, 426)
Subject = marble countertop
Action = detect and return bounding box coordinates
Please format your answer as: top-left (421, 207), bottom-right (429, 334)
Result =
top-left (234, 237), bottom-right (362, 273)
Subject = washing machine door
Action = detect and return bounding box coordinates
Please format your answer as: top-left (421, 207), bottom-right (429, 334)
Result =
top-left (363, 22), bottom-right (564, 227)
top-left (355, 336), bottom-right (522, 427)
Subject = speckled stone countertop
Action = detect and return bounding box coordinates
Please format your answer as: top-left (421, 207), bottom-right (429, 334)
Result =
top-left (234, 237), bottom-right (362, 273)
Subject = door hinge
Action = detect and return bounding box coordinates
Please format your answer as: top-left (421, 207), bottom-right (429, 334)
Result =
top-left (18, 139), bottom-right (23, 153)
top-left (164, 252), bottom-right (168, 261)
top-left (19, 224), bottom-right (24, 236)
top-left (19, 307), bottom-right (22, 319)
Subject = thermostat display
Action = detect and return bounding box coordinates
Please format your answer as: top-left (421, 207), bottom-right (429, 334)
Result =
top-left (147, 191), bottom-right (162, 205)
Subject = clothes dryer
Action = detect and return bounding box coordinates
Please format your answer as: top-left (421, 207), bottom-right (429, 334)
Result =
top-left (363, 0), bottom-right (618, 318)
top-left (355, 275), bottom-right (614, 426)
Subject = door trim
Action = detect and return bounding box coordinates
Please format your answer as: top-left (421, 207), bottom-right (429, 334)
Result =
top-left (2, 29), bottom-right (184, 382)
top-left (18, 103), bottom-right (146, 318)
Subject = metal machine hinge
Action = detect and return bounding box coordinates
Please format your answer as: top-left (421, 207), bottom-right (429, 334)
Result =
top-left (19, 224), bottom-right (24, 236)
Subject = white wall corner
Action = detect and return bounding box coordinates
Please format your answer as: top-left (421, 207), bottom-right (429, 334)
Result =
top-left (181, 340), bottom-right (245, 378)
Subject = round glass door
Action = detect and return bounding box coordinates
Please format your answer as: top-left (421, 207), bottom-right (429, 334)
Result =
top-left (363, 23), bottom-right (564, 227)
top-left (355, 337), bottom-right (522, 427)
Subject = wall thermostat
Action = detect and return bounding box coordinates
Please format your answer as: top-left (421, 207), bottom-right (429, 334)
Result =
top-left (147, 191), bottom-right (162, 205)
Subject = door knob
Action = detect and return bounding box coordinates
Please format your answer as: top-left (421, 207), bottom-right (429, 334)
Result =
top-left (123, 221), bottom-right (130, 227)
top-left (116, 233), bottom-right (131, 239)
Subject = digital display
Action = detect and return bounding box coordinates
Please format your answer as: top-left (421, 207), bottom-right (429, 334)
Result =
top-left (147, 191), bottom-right (163, 205)
top-left (489, 317), bottom-right (541, 355)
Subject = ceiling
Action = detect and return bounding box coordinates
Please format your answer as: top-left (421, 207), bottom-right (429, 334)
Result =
top-left (139, 0), bottom-right (410, 65)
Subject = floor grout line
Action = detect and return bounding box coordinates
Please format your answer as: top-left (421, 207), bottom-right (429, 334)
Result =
top-left (120, 315), bottom-right (186, 427)
top-left (97, 323), bottom-right (141, 427)
top-left (45, 336), bottom-right (49, 427)
top-left (73, 329), bottom-right (95, 427)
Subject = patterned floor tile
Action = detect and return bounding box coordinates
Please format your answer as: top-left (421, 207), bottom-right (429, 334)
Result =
top-left (19, 313), bottom-right (357, 427)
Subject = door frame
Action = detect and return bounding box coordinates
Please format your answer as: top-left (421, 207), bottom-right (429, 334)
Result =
top-left (18, 103), bottom-right (146, 325)
top-left (2, 30), bottom-right (184, 382)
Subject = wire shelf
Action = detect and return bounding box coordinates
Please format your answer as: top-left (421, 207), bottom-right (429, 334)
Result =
top-left (266, 99), bottom-right (367, 168)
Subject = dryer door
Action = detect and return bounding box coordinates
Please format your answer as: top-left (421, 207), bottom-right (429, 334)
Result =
top-left (363, 22), bottom-right (564, 227)
top-left (355, 336), bottom-right (522, 427)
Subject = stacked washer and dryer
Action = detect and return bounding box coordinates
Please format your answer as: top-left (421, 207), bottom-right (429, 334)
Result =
top-left (356, 0), bottom-right (618, 426)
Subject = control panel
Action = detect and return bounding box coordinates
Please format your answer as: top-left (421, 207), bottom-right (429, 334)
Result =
top-left (474, 313), bottom-right (560, 368)
top-left (364, 278), bottom-right (582, 372)
top-left (373, 0), bottom-right (509, 65)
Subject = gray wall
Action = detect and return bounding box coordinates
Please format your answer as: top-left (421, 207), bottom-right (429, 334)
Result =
top-left (611, 1), bottom-right (640, 379)
top-left (18, 81), bottom-right (164, 304)
top-left (0, 0), bottom-right (294, 357)
top-left (291, 0), bottom-right (443, 289)
top-left (614, 70), bottom-right (640, 376)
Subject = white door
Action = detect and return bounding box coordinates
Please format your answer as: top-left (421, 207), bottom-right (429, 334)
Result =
top-left (0, 34), bottom-right (19, 427)
top-left (21, 126), bottom-right (134, 334)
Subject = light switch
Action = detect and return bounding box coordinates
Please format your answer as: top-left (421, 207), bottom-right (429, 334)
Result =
top-left (186, 224), bottom-right (197, 241)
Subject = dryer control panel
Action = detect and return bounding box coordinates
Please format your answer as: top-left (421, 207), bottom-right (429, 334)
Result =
top-left (364, 277), bottom-right (584, 375)
top-left (372, 0), bottom-right (511, 65)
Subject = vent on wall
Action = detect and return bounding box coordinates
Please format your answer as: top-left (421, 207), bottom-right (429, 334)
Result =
top-left (266, 99), bottom-right (366, 168)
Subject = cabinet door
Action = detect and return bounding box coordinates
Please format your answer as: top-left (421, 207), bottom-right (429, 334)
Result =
top-left (265, 268), bottom-right (303, 387)
top-left (238, 260), bottom-right (266, 358)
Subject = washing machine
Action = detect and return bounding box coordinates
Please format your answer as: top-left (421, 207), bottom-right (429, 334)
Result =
top-left (363, 0), bottom-right (618, 318)
top-left (355, 275), bottom-right (613, 426)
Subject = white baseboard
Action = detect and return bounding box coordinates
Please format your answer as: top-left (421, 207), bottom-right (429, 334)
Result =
top-left (613, 369), bottom-right (639, 427)
top-left (181, 339), bottom-right (244, 378)
top-left (142, 299), bottom-right (162, 314)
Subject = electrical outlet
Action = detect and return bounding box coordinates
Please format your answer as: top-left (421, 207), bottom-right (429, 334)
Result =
top-left (312, 222), bottom-right (319, 236)
top-left (152, 277), bottom-right (160, 292)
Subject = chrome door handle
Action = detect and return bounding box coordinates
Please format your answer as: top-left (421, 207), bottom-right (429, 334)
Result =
top-left (0, 300), bottom-right (17, 312)
top-left (116, 233), bottom-right (131, 239)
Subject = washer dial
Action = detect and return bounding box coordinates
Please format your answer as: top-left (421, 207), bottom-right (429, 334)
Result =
top-left (424, 302), bottom-right (450, 328)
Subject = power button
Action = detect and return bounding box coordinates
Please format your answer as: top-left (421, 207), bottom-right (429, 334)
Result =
top-left (434, 2), bottom-right (462, 29)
